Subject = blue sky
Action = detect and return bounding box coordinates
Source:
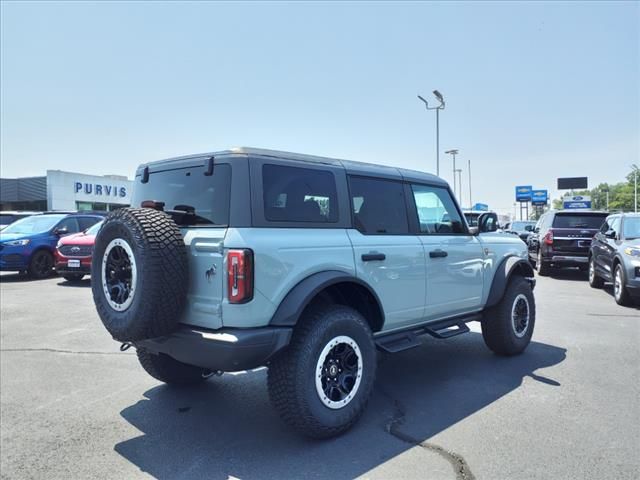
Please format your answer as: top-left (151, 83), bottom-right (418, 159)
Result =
top-left (1, 1), bottom-right (638, 214)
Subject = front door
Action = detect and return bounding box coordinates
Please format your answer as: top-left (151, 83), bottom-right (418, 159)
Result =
top-left (409, 184), bottom-right (484, 320)
top-left (347, 176), bottom-right (426, 331)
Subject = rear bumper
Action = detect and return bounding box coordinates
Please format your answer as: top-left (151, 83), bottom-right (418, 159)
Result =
top-left (137, 326), bottom-right (293, 372)
top-left (550, 255), bottom-right (589, 265)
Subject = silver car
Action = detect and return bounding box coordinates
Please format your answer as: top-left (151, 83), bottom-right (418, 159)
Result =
top-left (589, 213), bottom-right (640, 306)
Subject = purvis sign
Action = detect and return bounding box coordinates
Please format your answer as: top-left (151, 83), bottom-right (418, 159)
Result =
top-left (74, 182), bottom-right (127, 198)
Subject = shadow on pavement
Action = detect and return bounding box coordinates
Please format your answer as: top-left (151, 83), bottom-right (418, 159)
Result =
top-left (56, 277), bottom-right (92, 288)
top-left (115, 333), bottom-right (566, 479)
top-left (0, 272), bottom-right (53, 283)
top-left (545, 268), bottom-right (588, 282)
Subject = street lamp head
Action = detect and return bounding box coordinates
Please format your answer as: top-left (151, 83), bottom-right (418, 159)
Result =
top-left (433, 90), bottom-right (444, 103)
top-left (417, 95), bottom-right (429, 107)
top-left (445, 149), bottom-right (459, 155)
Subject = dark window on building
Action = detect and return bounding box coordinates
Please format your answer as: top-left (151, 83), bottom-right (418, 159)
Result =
top-left (262, 164), bottom-right (338, 223)
top-left (349, 176), bottom-right (409, 234)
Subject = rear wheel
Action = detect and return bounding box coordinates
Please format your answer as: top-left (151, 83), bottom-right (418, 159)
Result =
top-left (588, 257), bottom-right (604, 288)
top-left (63, 273), bottom-right (85, 282)
top-left (28, 250), bottom-right (53, 279)
top-left (482, 276), bottom-right (535, 356)
top-left (268, 305), bottom-right (376, 438)
top-left (537, 250), bottom-right (550, 276)
top-left (613, 264), bottom-right (632, 306)
top-left (136, 348), bottom-right (209, 385)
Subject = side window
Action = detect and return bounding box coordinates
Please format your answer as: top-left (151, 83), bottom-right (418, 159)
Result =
top-left (56, 217), bottom-right (80, 234)
top-left (262, 164), bottom-right (338, 223)
top-left (349, 176), bottom-right (409, 234)
top-left (609, 217), bottom-right (621, 235)
top-left (78, 217), bottom-right (100, 231)
top-left (411, 184), bottom-right (465, 234)
top-left (600, 219), bottom-right (610, 234)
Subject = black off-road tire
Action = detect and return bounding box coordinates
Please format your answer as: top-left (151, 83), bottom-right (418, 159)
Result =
top-left (137, 348), bottom-right (208, 385)
top-left (588, 257), bottom-right (604, 289)
top-left (28, 250), bottom-right (53, 279)
top-left (267, 305), bottom-right (377, 439)
top-left (482, 276), bottom-right (536, 356)
top-left (63, 273), bottom-right (85, 282)
top-left (91, 208), bottom-right (189, 342)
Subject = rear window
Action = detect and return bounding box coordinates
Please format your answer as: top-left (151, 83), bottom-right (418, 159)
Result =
top-left (552, 213), bottom-right (607, 229)
top-left (132, 164), bottom-right (231, 225)
top-left (262, 164), bottom-right (338, 223)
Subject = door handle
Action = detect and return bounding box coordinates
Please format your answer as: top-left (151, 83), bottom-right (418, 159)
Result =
top-left (362, 252), bottom-right (386, 262)
top-left (429, 249), bottom-right (448, 258)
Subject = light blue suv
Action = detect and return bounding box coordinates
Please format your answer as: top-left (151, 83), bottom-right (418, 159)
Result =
top-left (91, 148), bottom-right (536, 438)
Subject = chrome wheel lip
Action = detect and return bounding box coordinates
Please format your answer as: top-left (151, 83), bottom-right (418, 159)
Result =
top-left (315, 335), bottom-right (363, 410)
top-left (102, 238), bottom-right (137, 312)
top-left (614, 268), bottom-right (622, 300)
top-left (511, 293), bottom-right (530, 338)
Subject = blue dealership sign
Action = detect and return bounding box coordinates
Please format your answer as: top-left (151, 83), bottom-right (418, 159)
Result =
top-left (472, 203), bottom-right (489, 211)
top-left (563, 195), bottom-right (592, 209)
top-left (531, 189), bottom-right (548, 206)
top-left (515, 185), bottom-right (532, 202)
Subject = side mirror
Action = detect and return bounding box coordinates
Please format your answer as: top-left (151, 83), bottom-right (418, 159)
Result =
top-left (605, 230), bottom-right (616, 239)
top-left (54, 227), bottom-right (69, 236)
top-left (534, 227), bottom-right (540, 233)
top-left (525, 225), bottom-right (535, 232)
top-left (478, 212), bottom-right (499, 233)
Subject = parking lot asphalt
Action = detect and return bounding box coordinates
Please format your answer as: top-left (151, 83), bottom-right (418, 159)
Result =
top-left (1, 270), bottom-right (639, 480)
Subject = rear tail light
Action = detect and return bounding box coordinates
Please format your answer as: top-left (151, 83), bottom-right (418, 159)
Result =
top-left (544, 231), bottom-right (554, 245)
top-left (227, 249), bottom-right (254, 304)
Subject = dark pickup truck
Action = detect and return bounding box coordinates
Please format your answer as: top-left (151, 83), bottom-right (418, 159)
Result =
top-left (528, 210), bottom-right (608, 275)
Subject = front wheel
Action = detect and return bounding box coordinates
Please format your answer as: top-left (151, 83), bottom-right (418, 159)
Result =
top-left (482, 276), bottom-right (536, 356)
top-left (536, 250), bottom-right (550, 276)
top-left (268, 305), bottom-right (377, 438)
top-left (28, 250), bottom-right (53, 279)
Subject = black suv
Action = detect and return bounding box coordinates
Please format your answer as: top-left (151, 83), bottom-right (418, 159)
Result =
top-left (527, 210), bottom-right (608, 275)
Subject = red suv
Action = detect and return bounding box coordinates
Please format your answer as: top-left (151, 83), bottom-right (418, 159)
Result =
top-left (55, 220), bottom-right (103, 282)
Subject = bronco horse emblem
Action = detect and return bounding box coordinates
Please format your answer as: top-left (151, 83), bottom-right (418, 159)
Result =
top-left (205, 265), bottom-right (217, 283)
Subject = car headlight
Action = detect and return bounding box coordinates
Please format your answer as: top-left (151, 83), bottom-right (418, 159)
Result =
top-left (623, 247), bottom-right (640, 257)
top-left (5, 239), bottom-right (30, 246)
top-left (56, 240), bottom-right (63, 248)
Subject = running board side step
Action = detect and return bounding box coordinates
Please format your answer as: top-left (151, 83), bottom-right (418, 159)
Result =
top-left (375, 314), bottom-right (481, 354)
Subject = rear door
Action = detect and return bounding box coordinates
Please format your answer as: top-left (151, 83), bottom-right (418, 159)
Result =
top-left (410, 184), bottom-right (484, 319)
top-left (346, 176), bottom-right (426, 331)
top-left (131, 160), bottom-right (232, 329)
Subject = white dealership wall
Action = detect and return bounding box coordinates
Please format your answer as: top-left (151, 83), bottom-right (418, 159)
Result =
top-left (46, 170), bottom-right (133, 210)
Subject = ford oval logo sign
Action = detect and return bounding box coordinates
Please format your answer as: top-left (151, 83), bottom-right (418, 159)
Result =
top-left (71, 246), bottom-right (80, 253)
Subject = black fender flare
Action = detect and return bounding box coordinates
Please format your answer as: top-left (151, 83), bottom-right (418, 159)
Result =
top-left (485, 256), bottom-right (535, 308)
top-left (269, 270), bottom-right (385, 328)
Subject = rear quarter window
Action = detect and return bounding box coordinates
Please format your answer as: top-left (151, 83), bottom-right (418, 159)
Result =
top-left (552, 214), bottom-right (607, 229)
top-left (262, 164), bottom-right (338, 223)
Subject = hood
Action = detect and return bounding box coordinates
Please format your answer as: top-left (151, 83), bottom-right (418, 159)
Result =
top-left (621, 238), bottom-right (640, 248)
top-left (58, 232), bottom-right (96, 246)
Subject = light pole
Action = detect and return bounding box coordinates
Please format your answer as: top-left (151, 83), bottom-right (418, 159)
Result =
top-left (455, 168), bottom-right (463, 202)
top-left (417, 90), bottom-right (445, 176)
top-left (635, 167), bottom-right (638, 213)
top-left (468, 159), bottom-right (472, 209)
top-left (445, 149), bottom-right (459, 196)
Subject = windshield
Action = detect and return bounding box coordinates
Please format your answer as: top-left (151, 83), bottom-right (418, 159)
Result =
top-left (132, 163), bottom-right (231, 226)
top-left (1, 215), bottom-right (66, 235)
top-left (623, 217), bottom-right (640, 239)
top-left (552, 213), bottom-right (607, 229)
top-left (0, 214), bottom-right (18, 225)
top-left (85, 220), bottom-right (104, 235)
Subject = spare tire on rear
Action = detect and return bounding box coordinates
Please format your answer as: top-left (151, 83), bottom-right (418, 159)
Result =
top-left (91, 208), bottom-right (189, 342)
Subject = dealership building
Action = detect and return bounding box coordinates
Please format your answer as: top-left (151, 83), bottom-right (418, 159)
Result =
top-left (0, 170), bottom-right (133, 212)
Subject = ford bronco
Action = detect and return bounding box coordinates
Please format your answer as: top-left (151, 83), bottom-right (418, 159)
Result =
top-left (92, 148), bottom-right (536, 438)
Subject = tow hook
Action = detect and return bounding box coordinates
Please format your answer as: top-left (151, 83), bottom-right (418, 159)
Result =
top-left (120, 342), bottom-right (133, 352)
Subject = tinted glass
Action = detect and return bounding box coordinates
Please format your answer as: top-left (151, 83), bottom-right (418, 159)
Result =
top-left (511, 221), bottom-right (536, 232)
top-left (599, 219), bottom-right (611, 233)
top-left (349, 177), bottom-right (408, 234)
top-left (2, 215), bottom-right (66, 234)
top-left (552, 213), bottom-right (607, 229)
top-left (464, 212), bottom-right (480, 227)
top-left (57, 217), bottom-right (80, 234)
top-left (609, 217), bottom-right (621, 235)
top-left (78, 217), bottom-right (101, 231)
top-left (86, 220), bottom-right (104, 235)
top-left (263, 164), bottom-right (338, 223)
top-left (623, 217), bottom-right (640, 239)
top-left (0, 215), bottom-right (17, 225)
top-left (132, 164), bottom-right (231, 225)
top-left (412, 184), bottom-right (465, 234)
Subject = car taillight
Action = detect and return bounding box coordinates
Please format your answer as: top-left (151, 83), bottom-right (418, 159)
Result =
top-left (544, 231), bottom-right (554, 245)
top-left (227, 249), bottom-right (254, 304)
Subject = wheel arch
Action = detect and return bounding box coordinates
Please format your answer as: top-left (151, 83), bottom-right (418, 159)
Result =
top-left (269, 270), bottom-right (385, 332)
top-left (485, 256), bottom-right (535, 308)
